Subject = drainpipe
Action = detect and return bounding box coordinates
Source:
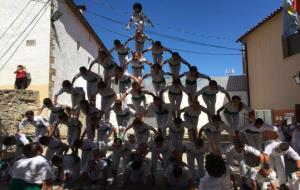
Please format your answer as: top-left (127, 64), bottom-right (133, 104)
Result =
top-left (242, 42), bottom-right (251, 107)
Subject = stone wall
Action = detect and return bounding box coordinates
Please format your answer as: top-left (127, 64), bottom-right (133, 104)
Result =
top-left (0, 90), bottom-right (40, 136)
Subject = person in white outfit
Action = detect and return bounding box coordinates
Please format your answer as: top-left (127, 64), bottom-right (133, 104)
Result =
top-left (160, 78), bottom-right (190, 116)
top-left (125, 29), bottom-right (154, 53)
top-left (178, 100), bottom-right (211, 142)
top-left (80, 100), bottom-right (103, 140)
top-left (142, 64), bottom-right (172, 95)
top-left (180, 66), bottom-right (211, 97)
top-left (74, 138), bottom-right (97, 169)
top-left (217, 95), bottom-right (254, 133)
top-left (196, 80), bottom-right (230, 115)
top-left (145, 96), bottom-right (174, 136)
top-left (164, 163), bottom-right (194, 189)
top-left (126, 2), bottom-right (154, 30)
top-left (198, 153), bottom-right (231, 190)
top-left (18, 110), bottom-right (50, 142)
top-left (97, 81), bottom-right (117, 121)
top-left (124, 118), bottom-right (158, 145)
top-left (162, 52), bottom-right (191, 76)
top-left (169, 118), bottom-right (185, 151)
top-left (72, 66), bottom-right (102, 105)
top-left (109, 39), bottom-right (132, 69)
top-left (88, 49), bottom-right (117, 87)
top-left (263, 141), bottom-right (300, 186)
top-left (143, 41), bottom-right (172, 65)
top-left (54, 80), bottom-right (85, 116)
top-left (242, 118), bottom-right (279, 151)
top-left (9, 143), bottom-right (53, 190)
top-left (125, 52), bottom-right (152, 78)
top-left (183, 137), bottom-right (208, 180)
top-left (39, 136), bottom-right (68, 161)
top-left (57, 112), bottom-right (82, 149)
top-left (2, 134), bottom-right (31, 162)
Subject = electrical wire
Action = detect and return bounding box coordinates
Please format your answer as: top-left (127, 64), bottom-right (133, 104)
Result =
top-left (92, 0), bottom-right (236, 41)
top-left (0, 1), bottom-right (51, 71)
top-left (0, 0), bottom-right (32, 42)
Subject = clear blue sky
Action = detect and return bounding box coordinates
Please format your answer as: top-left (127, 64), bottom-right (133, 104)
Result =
top-left (75, 0), bottom-right (281, 76)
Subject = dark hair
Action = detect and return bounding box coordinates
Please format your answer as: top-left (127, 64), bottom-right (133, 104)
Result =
top-left (114, 138), bottom-right (123, 145)
top-left (25, 110), bottom-right (34, 117)
top-left (172, 78), bottom-right (182, 85)
top-left (38, 136), bottom-right (50, 145)
top-left (79, 66), bottom-right (87, 73)
top-left (154, 135), bottom-right (164, 144)
top-left (62, 80), bottom-right (72, 88)
top-left (279, 142), bottom-right (290, 152)
top-left (233, 139), bottom-right (245, 149)
top-left (195, 138), bottom-right (204, 147)
top-left (58, 112), bottom-right (68, 121)
top-left (212, 115), bottom-right (222, 122)
top-left (3, 136), bottom-right (14, 146)
top-left (190, 66), bottom-right (198, 72)
top-left (23, 142), bottom-right (43, 158)
top-left (209, 80), bottom-right (217, 86)
top-left (174, 117), bottom-right (182, 124)
top-left (133, 117), bottom-right (142, 125)
top-left (114, 39), bottom-right (121, 46)
top-left (152, 63), bottom-right (161, 70)
top-left (43, 98), bottom-right (52, 107)
top-left (231, 95), bottom-right (241, 101)
top-left (73, 139), bottom-right (83, 148)
top-left (97, 81), bottom-right (106, 89)
top-left (133, 2), bottom-right (142, 10)
top-left (255, 118), bottom-right (264, 125)
top-left (51, 155), bottom-right (63, 166)
top-left (172, 52), bottom-right (180, 57)
top-left (205, 153), bottom-right (226, 177)
top-left (131, 159), bottom-right (143, 170)
top-left (114, 66), bottom-right (124, 84)
top-left (154, 41), bottom-right (162, 47)
top-left (173, 166), bottom-right (183, 178)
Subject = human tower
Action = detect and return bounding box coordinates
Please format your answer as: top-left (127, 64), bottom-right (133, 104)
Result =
top-left (2, 2), bottom-right (300, 190)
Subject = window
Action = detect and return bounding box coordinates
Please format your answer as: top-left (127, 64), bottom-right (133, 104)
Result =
top-left (255, 110), bottom-right (272, 125)
top-left (26, 40), bottom-right (36, 46)
top-left (282, 32), bottom-right (300, 58)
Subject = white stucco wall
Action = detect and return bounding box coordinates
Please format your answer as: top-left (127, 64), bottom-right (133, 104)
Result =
top-left (0, 0), bottom-right (51, 87)
top-left (52, 0), bottom-right (102, 105)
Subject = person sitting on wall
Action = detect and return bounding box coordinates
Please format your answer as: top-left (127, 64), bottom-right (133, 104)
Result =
top-left (14, 65), bottom-right (29, 90)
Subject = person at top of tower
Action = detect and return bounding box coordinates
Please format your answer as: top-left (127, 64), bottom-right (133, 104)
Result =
top-left (126, 2), bottom-right (154, 30)
top-left (125, 29), bottom-right (154, 53)
top-left (143, 41), bottom-right (173, 65)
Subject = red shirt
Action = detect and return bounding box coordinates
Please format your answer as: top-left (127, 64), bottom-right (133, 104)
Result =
top-left (16, 70), bottom-right (26, 79)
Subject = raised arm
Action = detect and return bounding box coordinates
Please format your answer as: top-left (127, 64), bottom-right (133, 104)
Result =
top-left (217, 105), bottom-right (225, 115)
top-left (181, 58), bottom-right (192, 69)
top-left (124, 36), bottom-right (135, 46)
top-left (88, 59), bottom-right (99, 71)
top-left (198, 72), bottom-right (211, 81)
top-left (142, 46), bottom-right (152, 54)
top-left (71, 73), bottom-right (80, 86)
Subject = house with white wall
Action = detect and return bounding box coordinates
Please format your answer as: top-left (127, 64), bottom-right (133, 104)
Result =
top-left (0, 0), bottom-right (107, 104)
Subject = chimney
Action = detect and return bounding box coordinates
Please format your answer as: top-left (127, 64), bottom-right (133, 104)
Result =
top-left (77, 5), bottom-right (86, 14)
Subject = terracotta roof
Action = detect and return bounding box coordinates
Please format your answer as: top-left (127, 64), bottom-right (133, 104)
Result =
top-left (237, 7), bottom-right (282, 42)
top-left (65, 0), bottom-right (107, 50)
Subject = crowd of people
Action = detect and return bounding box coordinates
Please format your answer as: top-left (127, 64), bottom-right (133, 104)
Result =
top-left (1, 2), bottom-right (300, 190)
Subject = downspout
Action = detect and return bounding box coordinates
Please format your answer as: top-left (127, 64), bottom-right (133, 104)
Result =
top-left (242, 42), bottom-right (251, 107)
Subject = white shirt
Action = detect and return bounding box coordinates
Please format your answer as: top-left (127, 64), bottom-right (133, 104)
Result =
top-left (97, 87), bottom-right (115, 97)
top-left (264, 141), bottom-right (300, 160)
top-left (197, 85), bottom-right (227, 96)
top-left (55, 86), bottom-right (85, 98)
top-left (255, 170), bottom-right (277, 189)
top-left (184, 141), bottom-right (208, 155)
top-left (74, 70), bottom-right (100, 82)
top-left (127, 57), bottom-right (149, 68)
top-left (164, 165), bottom-right (192, 186)
top-left (163, 85), bottom-right (188, 95)
top-left (11, 155), bottom-right (53, 184)
top-left (18, 116), bottom-right (49, 129)
top-left (199, 170), bottom-right (231, 190)
top-left (164, 57), bottom-right (189, 67)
